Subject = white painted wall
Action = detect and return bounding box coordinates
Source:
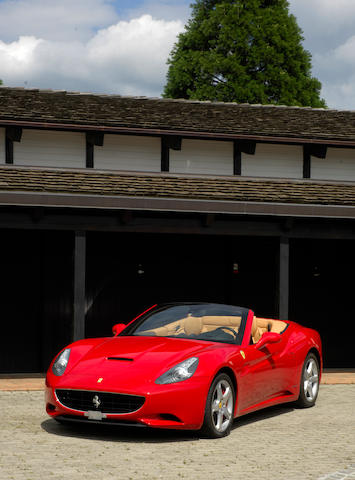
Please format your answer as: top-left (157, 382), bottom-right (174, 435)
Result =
top-left (312, 148), bottom-right (355, 181)
top-left (94, 134), bottom-right (160, 172)
top-left (170, 139), bottom-right (233, 175)
top-left (0, 128), bottom-right (5, 164)
top-left (242, 143), bottom-right (303, 179)
top-left (14, 130), bottom-right (85, 168)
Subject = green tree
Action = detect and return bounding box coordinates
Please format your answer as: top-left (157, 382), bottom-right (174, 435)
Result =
top-left (163, 0), bottom-right (326, 107)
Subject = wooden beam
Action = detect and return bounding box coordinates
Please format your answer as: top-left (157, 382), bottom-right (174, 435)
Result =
top-left (86, 132), bottom-right (104, 168)
top-left (5, 127), bottom-right (22, 164)
top-left (310, 144), bottom-right (327, 159)
top-left (238, 139), bottom-right (256, 155)
top-left (234, 140), bottom-right (256, 175)
top-left (1, 209), bottom-right (355, 239)
top-left (86, 132), bottom-right (104, 147)
top-left (164, 136), bottom-right (182, 151)
top-left (2, 190), bottom-right (355, 219)
top-left (86, 141), bottom-right (94, 168)
top-left (161, 136), bottom-right (182, 172)
top-left (303, 146), bottom-right (311, 178)
top-left (73, 231), bottom-right (86, 341)
top-left (5, 136), bottom-right (13, 165)
top-left (279, 236), bottom-right (289, 320)
top-left (161, 137), bottom-right (169, 172)
top-left (3, 119), bottom-right (355, 148)
top-left (233, 142), bottom-right (241, 175)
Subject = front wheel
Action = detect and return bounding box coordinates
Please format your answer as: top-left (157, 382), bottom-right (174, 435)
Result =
top-left (296, 353), bottom-right (320, 408)
top-left (200, 373), bottom-right (235, 438)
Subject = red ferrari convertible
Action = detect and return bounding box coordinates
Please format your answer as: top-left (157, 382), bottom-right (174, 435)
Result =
top-left (45, 303), bottom-right (322, 438)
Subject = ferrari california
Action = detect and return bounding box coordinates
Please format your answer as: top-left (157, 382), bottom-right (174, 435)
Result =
top-left (45, 303), bottom-right (322, 438)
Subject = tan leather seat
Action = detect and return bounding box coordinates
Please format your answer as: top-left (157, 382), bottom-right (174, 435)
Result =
top-left (251, 317), bottom-right (287, 343)
top-left (184, 315), bottom-right (203, 335)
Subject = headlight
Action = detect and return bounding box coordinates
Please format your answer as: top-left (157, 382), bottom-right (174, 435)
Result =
top-left (155, 357), bottom-right (199, 384)
top-left (52, 348), bottom-right (71, 376)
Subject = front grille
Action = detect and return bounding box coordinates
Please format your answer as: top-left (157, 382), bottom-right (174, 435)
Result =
top-left (56, 389), bottom-right (145, 414)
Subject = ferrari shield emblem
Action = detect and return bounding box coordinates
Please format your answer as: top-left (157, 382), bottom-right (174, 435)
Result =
top-left (97, 377), bottom-right (103, 384)
top-left (240, 350), bottom-right (246, 360)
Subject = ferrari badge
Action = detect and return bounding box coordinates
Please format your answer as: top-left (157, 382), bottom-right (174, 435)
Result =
top-left (92, 395), bottom-right (101, 409)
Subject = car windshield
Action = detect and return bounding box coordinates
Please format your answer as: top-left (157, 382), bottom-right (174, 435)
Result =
top-left (122, 303), bottom-right (249, 345)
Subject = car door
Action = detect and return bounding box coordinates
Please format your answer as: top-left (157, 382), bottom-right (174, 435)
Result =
top-left (236, 334), bottom-right (288, 413)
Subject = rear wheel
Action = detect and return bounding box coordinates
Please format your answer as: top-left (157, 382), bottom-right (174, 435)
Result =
top-left (200, 373), bottom-right (235, 438)
top-left (296, 353), bottom-right (320, 408)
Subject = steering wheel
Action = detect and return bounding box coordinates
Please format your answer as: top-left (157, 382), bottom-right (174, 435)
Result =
top-left (214, 326), bottom-right (238, 340)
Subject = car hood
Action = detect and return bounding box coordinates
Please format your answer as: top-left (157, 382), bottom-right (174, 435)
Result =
top-left (60, 336), bottom-right (224, 391)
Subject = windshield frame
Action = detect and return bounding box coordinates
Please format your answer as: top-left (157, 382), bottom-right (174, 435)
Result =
top-left (120, 303), bottom-right (250, 345)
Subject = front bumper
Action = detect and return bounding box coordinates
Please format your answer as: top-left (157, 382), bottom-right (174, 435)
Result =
top-left (45, 377), bottom-right (208, 430)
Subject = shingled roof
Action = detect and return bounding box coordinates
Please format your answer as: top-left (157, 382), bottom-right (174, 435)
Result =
top-left (1, 87), bottom-right (355, 144)
top-left (1, 166), bottom-right (355, 218)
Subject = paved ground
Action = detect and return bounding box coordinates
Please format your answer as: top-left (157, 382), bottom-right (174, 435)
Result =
top-left (1, 385), bottom-right (354, 480)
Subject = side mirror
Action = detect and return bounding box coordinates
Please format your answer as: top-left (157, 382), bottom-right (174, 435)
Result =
top-left (256, 332), bottom-right (281, 350)
top-left (112, 323), bottom-right (126, 336)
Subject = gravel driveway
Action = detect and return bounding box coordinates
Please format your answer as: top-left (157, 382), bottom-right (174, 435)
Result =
top-left (1, 386), bottom-right (354, 480)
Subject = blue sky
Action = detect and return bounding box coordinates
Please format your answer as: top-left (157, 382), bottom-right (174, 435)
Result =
top-left (0, 0), bottom-right (355, 109)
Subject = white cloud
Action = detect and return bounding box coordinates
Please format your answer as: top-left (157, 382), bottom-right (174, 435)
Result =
top-left (1, 0), bottom-right (355, 109)
top-left (312, 36), bottom-right (355, 110)
top-left (288, 0), bottom-right (355, 109)
top-left (0, 14), bottom-right (184, 96)
top-left (0, 0), bottom-right (118, 42)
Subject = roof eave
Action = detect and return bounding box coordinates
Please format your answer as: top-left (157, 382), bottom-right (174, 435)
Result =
top-left (1, 190), bottom-right (355, 219)
top-left (1, 119), bottom-right (355, 147)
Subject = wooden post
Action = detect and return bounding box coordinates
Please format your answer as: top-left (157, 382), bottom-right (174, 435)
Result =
top-left (303, 146), bottom-right (311, 178)
top-left (233, 142), bottom-right (242, 175)
top-left (86, 132), bottom-right (104, 168)
top-left (161, 138), bottom-right (170, 172)
top-left (279, 236), bottom-right (289, 320)
top-left (73, 231), bottom-right (86, 341)
top-left (5, 126), bottom-right (22, 164)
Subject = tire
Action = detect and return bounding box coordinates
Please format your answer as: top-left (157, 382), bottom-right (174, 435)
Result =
top-left (296, 352), bottom-right (320, 408)
top-left (200, 373), bottom-right (235, 438)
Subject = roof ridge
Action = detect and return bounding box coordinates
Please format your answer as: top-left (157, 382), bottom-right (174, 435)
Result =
top-left (0, 86), bottom-right (348, 113)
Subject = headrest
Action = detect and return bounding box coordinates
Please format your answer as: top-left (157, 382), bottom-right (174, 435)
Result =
top-left (184, 315), bottom-right (203, 335)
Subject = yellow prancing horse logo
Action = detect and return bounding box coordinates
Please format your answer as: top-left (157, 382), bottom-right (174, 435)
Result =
top-left (240, 350), bottom-right (246, 360)
top-left (97, 377), bottom-right (103, 383)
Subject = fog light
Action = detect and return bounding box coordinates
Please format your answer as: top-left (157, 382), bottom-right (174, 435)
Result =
top-left (46, 403), bottom-right (56, 413)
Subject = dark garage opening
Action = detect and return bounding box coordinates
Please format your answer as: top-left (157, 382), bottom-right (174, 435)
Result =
top-left (85, 232), bottom-right (279, 338)
top-left (290, 239), bottom-right (354, 368)
top-left (0, 229), bottom-right (73, 373)
top-left (1, 229), bottom-right (353, 373)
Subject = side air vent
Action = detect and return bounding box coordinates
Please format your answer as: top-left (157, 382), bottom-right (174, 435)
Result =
top-left (107, 357), bottom-right (134, 362)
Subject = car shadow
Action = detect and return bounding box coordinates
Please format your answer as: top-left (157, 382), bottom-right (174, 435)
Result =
top-left (41, 418), bottom-right (200, 443)
top-left (231, 403), bottom-right (295, 431)
top-left (41, 403), bottom-right (294, 443)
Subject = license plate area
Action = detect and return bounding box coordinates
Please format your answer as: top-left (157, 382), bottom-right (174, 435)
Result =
top-left (84, 410), bottom-right (107, 421)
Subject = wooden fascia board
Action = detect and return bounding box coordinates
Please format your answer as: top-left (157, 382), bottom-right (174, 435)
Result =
top-left (1, 191), bottom-right (355, 219)
top-left (1, 119), bottom-right (355, 147)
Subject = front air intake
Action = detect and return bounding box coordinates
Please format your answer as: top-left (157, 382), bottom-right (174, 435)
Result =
top-left (55, 389), bottom-right (145, 414)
